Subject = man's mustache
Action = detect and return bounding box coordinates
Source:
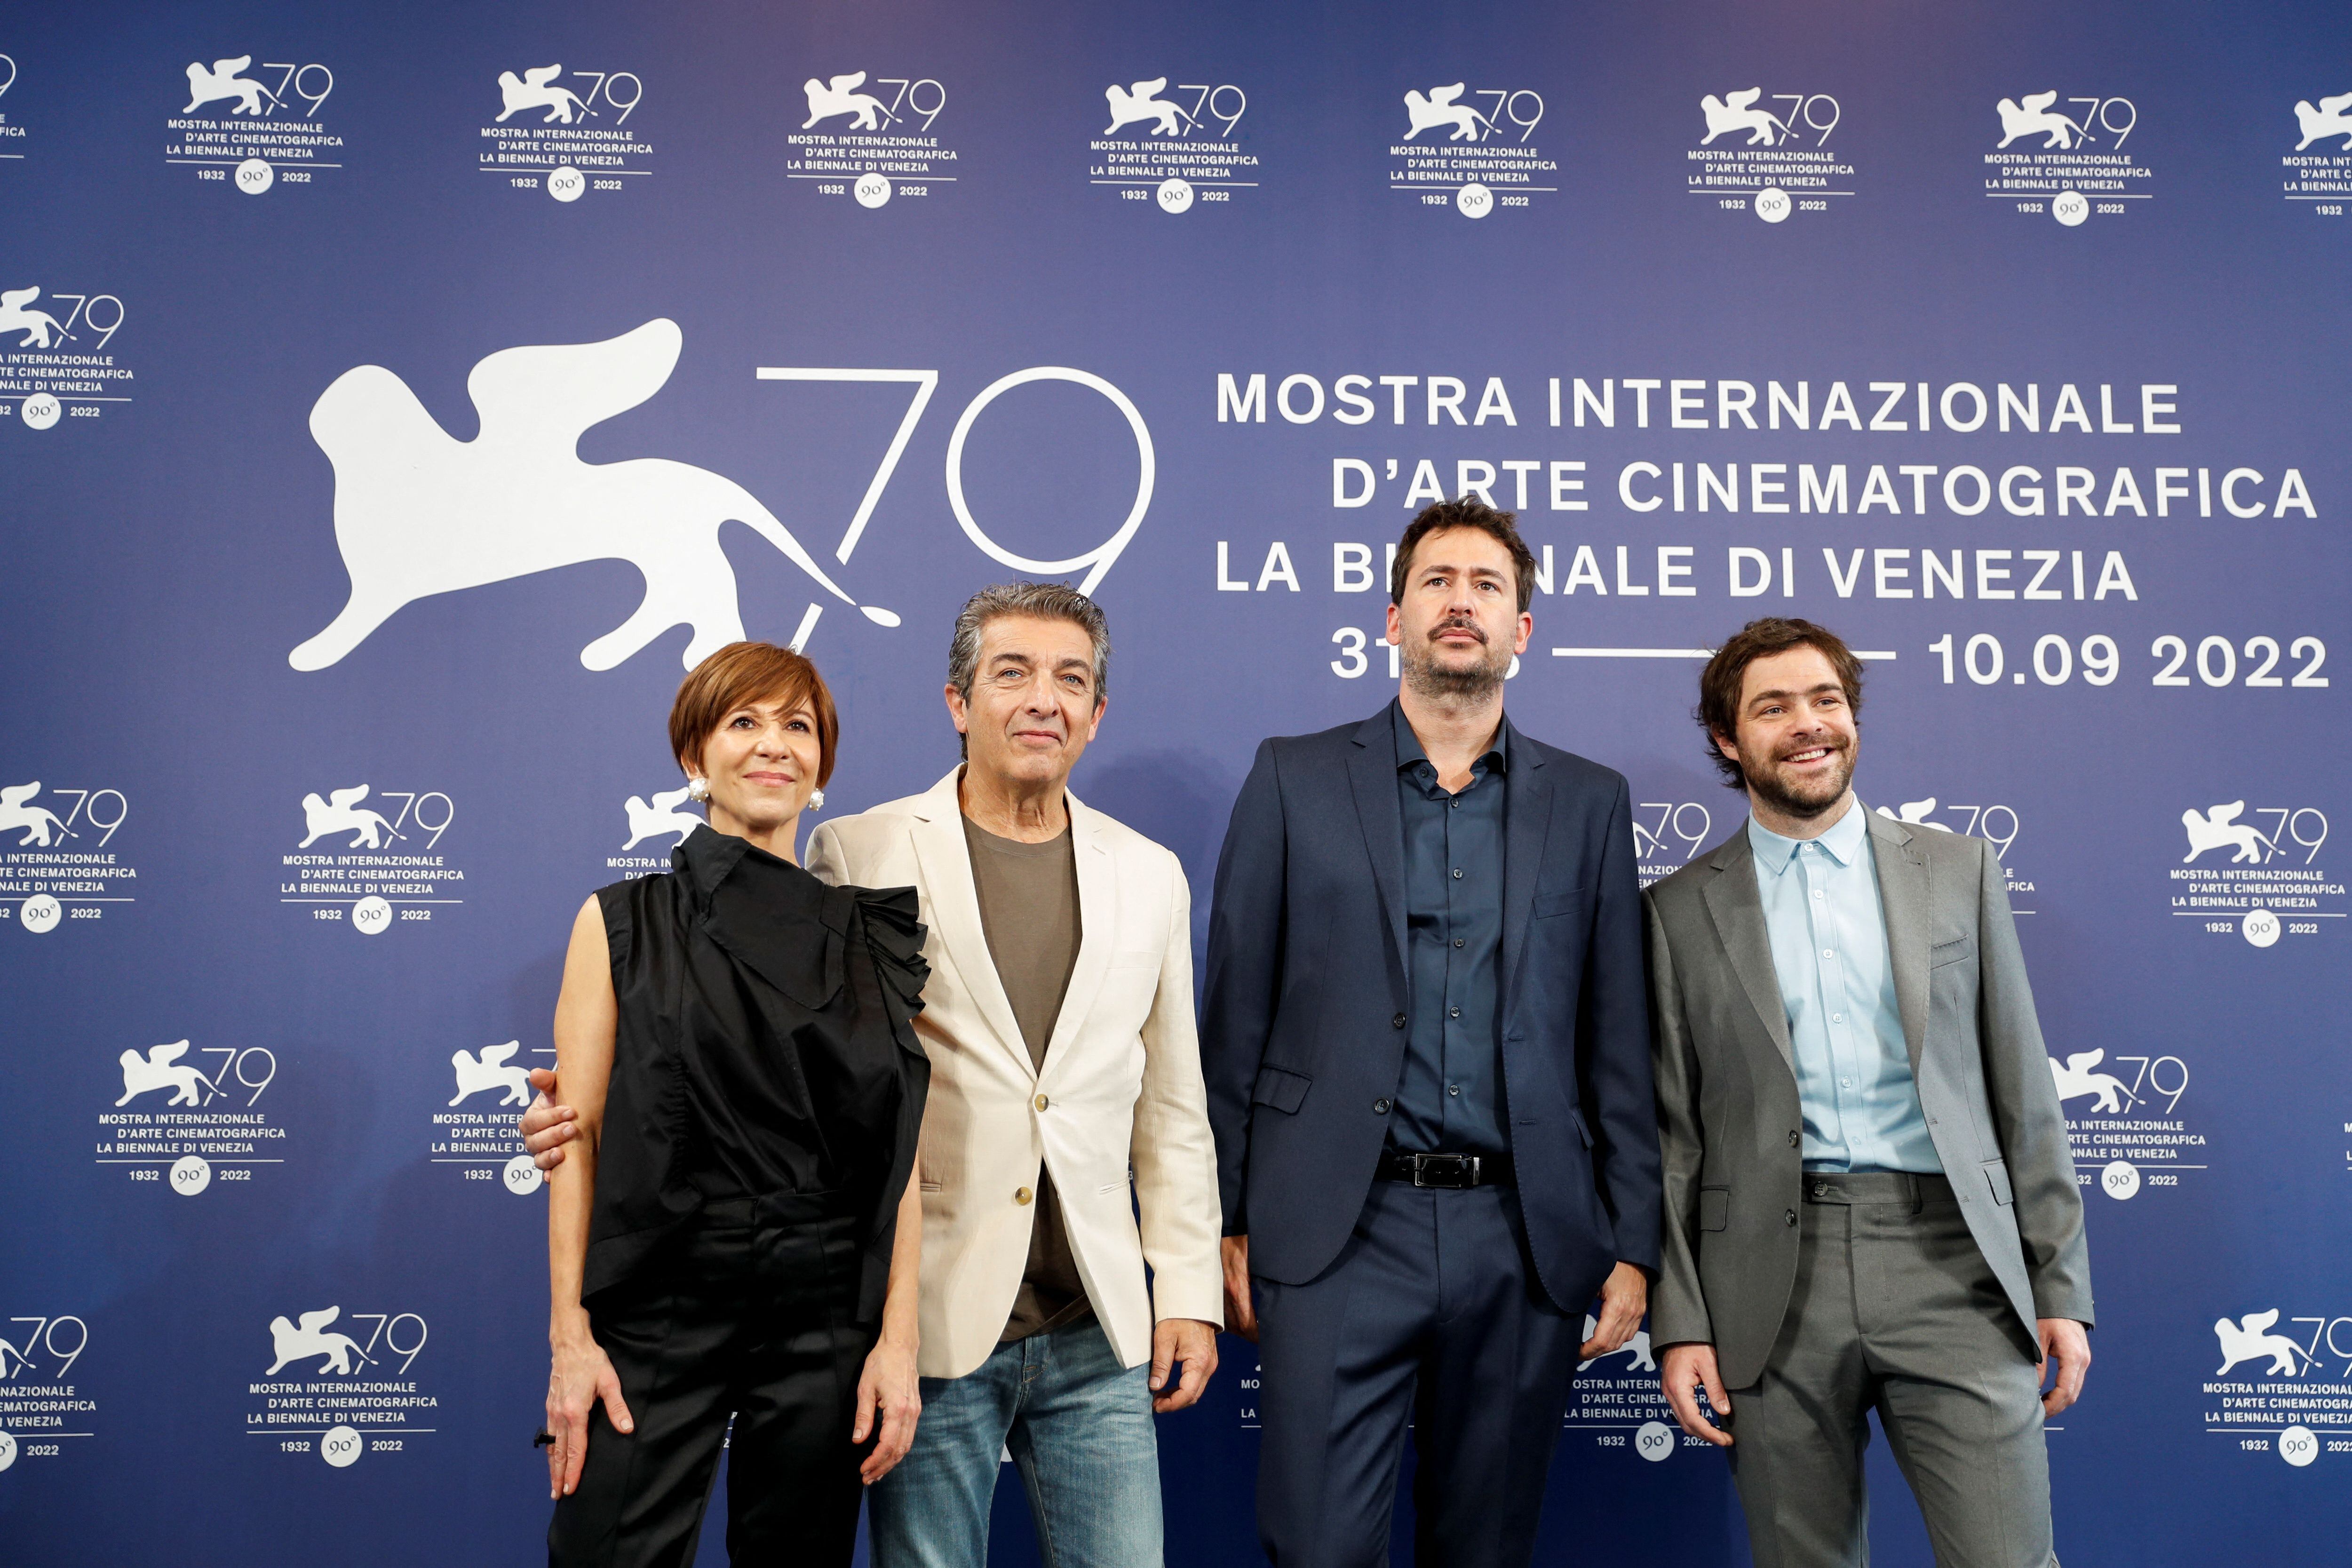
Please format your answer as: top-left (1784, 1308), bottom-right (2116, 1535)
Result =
top-left (1428, 619), bottom-right (1488, 644)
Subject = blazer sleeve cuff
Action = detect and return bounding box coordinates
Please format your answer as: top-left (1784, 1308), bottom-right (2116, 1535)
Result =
top-left (1151, 1277), bottom-right (1226, 1329)
top-left (1649, 1291), bottom-right (1713, 1348)
top-left (2029, 1287), bottom-right (2095, 1327)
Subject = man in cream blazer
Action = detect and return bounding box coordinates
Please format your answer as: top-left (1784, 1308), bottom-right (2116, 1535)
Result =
top-left (813, 585), bottom-right (1221, 1568)
top-left (524, 586), bottom-right (1221, 1568)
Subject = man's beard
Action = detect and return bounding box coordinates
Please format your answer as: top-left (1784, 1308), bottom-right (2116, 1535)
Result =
top-left (1402, 621), bottom-right (1510, 701)
top-left (1740, 739), bottom-right (1856, 822)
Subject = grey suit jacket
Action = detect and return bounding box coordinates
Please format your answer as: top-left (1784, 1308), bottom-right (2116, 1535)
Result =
top-left (1643, 805), bottom-right (2092, 1390)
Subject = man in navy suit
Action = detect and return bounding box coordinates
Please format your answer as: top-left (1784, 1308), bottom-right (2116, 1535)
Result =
top-left (1202, 499), bottom-right (1662, 1568)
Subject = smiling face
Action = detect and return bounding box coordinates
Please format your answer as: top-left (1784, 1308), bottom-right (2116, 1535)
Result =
top-left (1712, 645), bottom-right (1860, 824)
top-left (1384, 525), bottom-right (1532, 700)
top-left (685, 698), bottom-right (824, 840)
top-left (946, 613), bottom-right (1104, 794)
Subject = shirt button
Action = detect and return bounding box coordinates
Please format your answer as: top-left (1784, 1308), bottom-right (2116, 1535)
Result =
top-left (1788, 1130), bottom-right (1801, 1147)
top-left (1812, 889), bottom-right (1824, 900)
top-left (1451, 868), bottom-right (1463, 879)
top-left (1839, 1077), bottom-right (1853, 1088)
top-left (1014, 1187), bottom-right (1034, 1205)
top-left (1832, 1013), bottom-right (1845, 1024)
top-left (1034, 1094), bottom-right (1049, 1111)
top-left (1785, 1210), bottom-right (1798, 1226)
top-left (1392, 1012), bottom-right (1407, 1029)
top-left (1454, 938), bottom-right (1465, 948)
top-left (1449, 1006), bottom-right (1461, 1019)
top-left (1822, 949), bottom-right (1834, 959)
top-left (1449, 800), bottom-right (1460, 810)
top-left (1447, 1085), bottom-right (1461, 1097)
top-left (1373, 1098), bottom-right (1391, 1114)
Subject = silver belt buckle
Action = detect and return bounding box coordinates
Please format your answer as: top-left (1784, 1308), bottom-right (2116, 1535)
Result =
top-left (1412, 1153), bottom-right (1478, 1189)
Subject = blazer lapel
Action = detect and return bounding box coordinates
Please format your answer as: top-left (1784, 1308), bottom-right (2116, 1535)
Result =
top-left (1864, 806), bottom-right (1931, 1075)
top-left (1345, 709), bottom-right (1409, 985)
top-left (1698, 829), bottom-right (1797, 1077)
top-left (1037, 792), bottom-right (1116, 1079)
top-left (906, 769), bottom-right (1034, 1080)
top-left (1499, 724), bottom-right (1552, 1007)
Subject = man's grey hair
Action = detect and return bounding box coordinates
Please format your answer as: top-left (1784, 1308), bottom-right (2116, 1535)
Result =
top-left (946, 582), bottom-right (1112, 705)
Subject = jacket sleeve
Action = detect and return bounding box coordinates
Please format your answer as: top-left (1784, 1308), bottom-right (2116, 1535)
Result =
top-left (1577, 777), bottom-right (1663, 1273)
top-left (1975, 838), bottom-right (2094, 1324)
top-left (1130, 855), bottom-right (1225, 1327)
top-left (1200, 738), bottom-right (1286, 1237)
top-left (1644, 886), bottom-right (1713, 1347)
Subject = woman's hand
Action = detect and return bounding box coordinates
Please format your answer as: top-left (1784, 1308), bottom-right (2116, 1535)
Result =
top-left (547, 1330), bottom-right (634, 1499)
top-left (853, 1332), bottom-right (921, 1485)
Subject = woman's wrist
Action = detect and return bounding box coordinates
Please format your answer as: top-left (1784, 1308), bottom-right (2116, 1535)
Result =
top-left (549, 1306), bottom-right (596, 1350)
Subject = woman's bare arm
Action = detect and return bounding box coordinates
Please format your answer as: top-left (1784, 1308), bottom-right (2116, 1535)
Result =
top-left (545, 895), bottom-right (628, 1498)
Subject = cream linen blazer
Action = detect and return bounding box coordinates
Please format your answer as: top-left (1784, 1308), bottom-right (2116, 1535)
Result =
top-left (806, 769), bottom-right (1224, 1379)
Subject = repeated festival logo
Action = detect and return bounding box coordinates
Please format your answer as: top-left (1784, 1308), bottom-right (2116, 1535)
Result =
top-left (1391, 80), bottom-right (1555, 218)
top-left (1687, 85), bottom-right (1855, 222)
top-left (281, 784), bottom-right (466, 934)
top-left (1984, 87), bottom-right (2151, 225)
top-left (1087, 75), bottom-right (1256, 212)
top-left (479, 60), bottom-right (651, 201)
top-left (0, 780), bottom-right (135, 932)
top-left (788, 69), bottom-right (957, 208)
top-left (249, 1305), bottom-right (436, 1467)
top-left (2167, 797), bottom-right (2339, 947)
top-left (165, 52), bottom-right (343, 194)
top-left (0, 282), bottom-right (131, 430)
top-left (97, 1037), bottom-right (287, 1195)
top-left (2202, 1306), bottom-right (2350, 1470)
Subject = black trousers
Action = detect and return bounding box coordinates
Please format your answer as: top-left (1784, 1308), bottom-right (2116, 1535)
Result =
top-left (1253, 1180), bottom-right (1583, 1568)
top-left (548, 1198), bottom-right (875, 1568)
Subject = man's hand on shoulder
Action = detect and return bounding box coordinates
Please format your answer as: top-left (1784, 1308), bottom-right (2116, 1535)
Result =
top-left (2037, 1318), bottom-right (2091, 1416)
top-left (520, 1068), bottom-right (578, 1171)
top-left (1658, 1342), bottom-right (1733, 1447)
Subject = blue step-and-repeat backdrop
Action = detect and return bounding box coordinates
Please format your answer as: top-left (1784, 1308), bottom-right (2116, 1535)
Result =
top-left (4, 2), bottom-right (2348, 1563)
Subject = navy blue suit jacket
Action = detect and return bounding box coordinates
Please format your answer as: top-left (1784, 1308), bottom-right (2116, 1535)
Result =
top-left (1201, 708), bottom-right (1663, 1310)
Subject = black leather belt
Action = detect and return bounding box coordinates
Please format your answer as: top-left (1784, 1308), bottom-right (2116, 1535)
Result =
top-left (1376, 1149), bottom-right (1514, 1188)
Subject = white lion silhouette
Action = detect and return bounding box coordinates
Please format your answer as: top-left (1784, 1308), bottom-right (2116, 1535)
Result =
top-left (1576, 1317), bottom-right (1656, 1373)
top-left (450, 1041), bottom-right (532, 1107)
top-left (802, 72), bottom-right (887, 130)
top-left (266, 1307), bottom-right (369, 1376)
top-left (0, 782), bottom-right (75, 846)
top-left (496, 64), bottom-right (591, 124)
top-left (1996, 91), bottom-right (2080, 149)
top-left (0, 287), bottom-right (70, 349)
top-left (2048, 1051), bottom-right (2129, 1114)
top-left (116, 1040), bottom-right (209, 1107)
top-left (1403, 84), bottom-right (1486, 143)
top-left (183, 56), bottom-right (269, 116)
top-left (1104, 78), bottom-right (1186, 136)
top-left (290, 319), bottom-right (896, 674)
top-left (622, 785), bottom-right (703, 852)
top-left (1875, 799), bottom-right (1954, 832)
top-left (1700, 88), bottom-right (1785, 146)
top-left (2294, 91), bottom-right (2352, 151)
top-left (2213, 1310), bottom-right (2307, 1377)
top-left (298, 785), bottom-right (405, 849)
top-left (2182, 802), bottom-right (2272, 865)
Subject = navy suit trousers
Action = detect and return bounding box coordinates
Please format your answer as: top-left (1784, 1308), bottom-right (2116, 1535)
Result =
top-left (1253, 1180), bottom-right (1580, 1568)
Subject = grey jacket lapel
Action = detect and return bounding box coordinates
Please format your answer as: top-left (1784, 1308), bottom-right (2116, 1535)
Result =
top-left (1698, 828), bottom-right (1796, 1077)
top-left (1864, 806), bottom-right (1931, 1075)
top-left (1345, 709), bottom-right (1408, 985)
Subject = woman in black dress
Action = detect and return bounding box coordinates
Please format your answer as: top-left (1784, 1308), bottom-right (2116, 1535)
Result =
top-left (542, 642), bottom-right (929, 1567)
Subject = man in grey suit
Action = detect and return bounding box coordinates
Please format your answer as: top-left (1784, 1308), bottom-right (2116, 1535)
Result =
top-left (1644, 617), bottom-right (2091, 1568)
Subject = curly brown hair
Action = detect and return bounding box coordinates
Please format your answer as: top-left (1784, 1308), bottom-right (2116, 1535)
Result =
top-left (1390, 497), bottom-right (1539, 613)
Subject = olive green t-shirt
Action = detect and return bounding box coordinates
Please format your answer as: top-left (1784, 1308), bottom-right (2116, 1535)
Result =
top-left (962, 814), bottom-right (1094, 1341)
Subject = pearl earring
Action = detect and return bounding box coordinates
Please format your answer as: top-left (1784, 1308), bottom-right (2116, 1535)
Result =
top-left (686, 777), bottom-right (711, 804)
top-left (807, 788), bottom-right (826, 812)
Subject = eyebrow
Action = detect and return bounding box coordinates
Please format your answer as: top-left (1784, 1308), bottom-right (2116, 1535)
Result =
top-left (1746, 683), bottom-right (1845, 708)
top-left (1420, 562), bottom-right (1508, 579)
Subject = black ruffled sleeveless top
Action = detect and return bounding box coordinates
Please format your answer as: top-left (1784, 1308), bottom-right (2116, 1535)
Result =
top-left (581, 826), bottom-right (929, 1323)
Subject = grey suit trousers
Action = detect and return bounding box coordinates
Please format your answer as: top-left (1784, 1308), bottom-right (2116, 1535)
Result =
top-left (1724, 1172), bottom-right (2055, 1568)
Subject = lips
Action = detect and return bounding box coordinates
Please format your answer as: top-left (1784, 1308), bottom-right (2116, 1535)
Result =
top-left (1431, 620), bottom-right (1487, 644)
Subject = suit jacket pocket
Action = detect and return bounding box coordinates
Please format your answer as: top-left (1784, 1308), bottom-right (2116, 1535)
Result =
top-left (1534, 886), bottom-right (1589, 920)
top-left (1981, 1158), bottom-right (2015, 1206)
top-left (1930, 935), bottom-right (1975, 969)
top-left (1698, 1186), bottom-right (1731, 1232)
top-left (1252, 1064), bottom-right (1312, 1115)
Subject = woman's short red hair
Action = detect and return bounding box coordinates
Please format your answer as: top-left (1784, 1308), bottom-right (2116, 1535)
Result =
top-left (668, 642), bottom-right (839, 787)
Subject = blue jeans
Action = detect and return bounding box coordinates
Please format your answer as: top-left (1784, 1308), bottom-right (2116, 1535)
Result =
top-left (868, 1319), bottom-right (1162, 1568)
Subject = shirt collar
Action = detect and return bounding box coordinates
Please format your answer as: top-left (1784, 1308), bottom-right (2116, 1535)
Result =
top-left (1746, 797), bottom-right (1868, 874)
top-left (1390, 698), bottom-right (1508, 778)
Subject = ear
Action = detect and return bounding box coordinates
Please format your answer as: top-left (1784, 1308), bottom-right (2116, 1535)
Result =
top-left (1709, 730), bottom-right (1742, 769)
top-left (1383, 599), bottom-right (1403, 646)
top-left (1510, 607), bottom-right (1533, 657)
top-left (1084, 695), bottom-right (1107, 743)
top-left (943, 682), bottom-right (969, 735)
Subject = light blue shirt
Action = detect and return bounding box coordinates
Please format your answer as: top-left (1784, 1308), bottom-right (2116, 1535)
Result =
top-left (1748, 804), bottom-right (1942, 1174)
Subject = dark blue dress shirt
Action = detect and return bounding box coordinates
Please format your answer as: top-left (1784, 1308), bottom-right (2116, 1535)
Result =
top-left (1390, 701), bottom-right (1509, 1156)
